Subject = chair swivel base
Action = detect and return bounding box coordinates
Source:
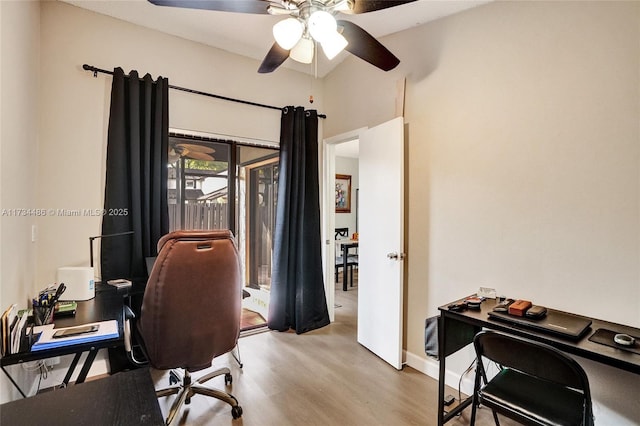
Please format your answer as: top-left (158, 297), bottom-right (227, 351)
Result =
top-left (157, 367), bottom-right (243, 425)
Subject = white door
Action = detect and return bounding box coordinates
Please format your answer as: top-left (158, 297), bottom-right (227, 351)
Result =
top-left (357, 117), bottom-right (405, 370)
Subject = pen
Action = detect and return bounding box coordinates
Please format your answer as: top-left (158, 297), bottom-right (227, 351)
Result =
top-left (51, 283), bottom-right (66, 304)
top-left (44, 283), bottom-right (66, 324)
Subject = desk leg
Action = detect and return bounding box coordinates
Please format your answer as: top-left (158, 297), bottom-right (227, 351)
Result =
top-left (1, 365), bottom-right (27, 398)
top-left (437, 313), bottom-right (481, 426)
top-left (62, 352), bottom-right (82, 386)
top-left (76, 348), bottom-right (99, 384)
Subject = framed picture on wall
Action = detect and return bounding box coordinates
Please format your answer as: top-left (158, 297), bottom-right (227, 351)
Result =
top-left (335, 174), bottom-right (351, 213)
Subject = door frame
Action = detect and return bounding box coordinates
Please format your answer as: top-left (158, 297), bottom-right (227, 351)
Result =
top-left (321, 127), bottom-right (367, 322)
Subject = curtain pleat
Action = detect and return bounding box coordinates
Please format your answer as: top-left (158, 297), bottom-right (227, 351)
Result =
top-left (268, 106), bottom-right (330, 334)
top-left (101, 68), bottom-right (169, 282)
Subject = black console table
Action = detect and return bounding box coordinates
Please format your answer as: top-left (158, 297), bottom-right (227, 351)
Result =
top-left (437, 295), bottom-right (640, 426)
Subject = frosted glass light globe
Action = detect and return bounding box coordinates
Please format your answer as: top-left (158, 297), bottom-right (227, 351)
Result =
top-left (273, 18), bottom-right (304, 50)
top-left (308, 11), bottom-right (336, 43)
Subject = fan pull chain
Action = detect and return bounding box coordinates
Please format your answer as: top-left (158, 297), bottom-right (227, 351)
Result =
top-left (309, 41), bottom-right (318, 104)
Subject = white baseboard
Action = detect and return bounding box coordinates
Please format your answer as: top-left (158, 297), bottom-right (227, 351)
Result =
top-left (404, 350), bottom-right (475, 396)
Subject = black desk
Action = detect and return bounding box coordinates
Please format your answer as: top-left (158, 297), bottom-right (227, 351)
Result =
top-left (0, 282), bottom-right (131, 397)
top-left (0, 367), bottom-right (164, 426)
top-left (437, 296), bottom-right (640, 426)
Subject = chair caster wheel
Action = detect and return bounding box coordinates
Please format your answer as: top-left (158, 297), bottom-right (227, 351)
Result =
top-left (225, 373), bottom-right (232, 385)
top-left (231, 405), bottom-right (243, 419)
top-left (169, 371), bottom-right (180, 385)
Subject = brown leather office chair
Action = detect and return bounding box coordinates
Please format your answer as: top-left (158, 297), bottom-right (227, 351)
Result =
top-left (470, 330), bottom-right (593, 426)
top-left (125, 230), bottom-right (243, 423)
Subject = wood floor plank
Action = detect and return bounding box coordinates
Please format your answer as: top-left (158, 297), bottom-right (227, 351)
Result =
top-left (151, 283), bottom-right (516, 425)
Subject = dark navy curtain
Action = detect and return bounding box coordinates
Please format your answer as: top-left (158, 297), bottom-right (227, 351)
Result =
top-left (101, 68), bottom-right (169, 282)
top-left (268, 106), bottom-right (330, 334)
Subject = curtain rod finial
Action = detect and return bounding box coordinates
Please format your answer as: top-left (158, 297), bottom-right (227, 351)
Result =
top-left (82, 64), bottom-right (98, 78)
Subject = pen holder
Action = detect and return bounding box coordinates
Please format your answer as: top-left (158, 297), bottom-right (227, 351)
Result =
top-left (33, 306), bottom-right (52, 325)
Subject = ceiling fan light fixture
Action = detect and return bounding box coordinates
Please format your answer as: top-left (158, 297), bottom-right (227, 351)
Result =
top-left (290, 37), bottom-right (314, 64)
top-left (321, 31), bottom-right (348, 60)
top-left (273, 18), bottom-right (304, 50)
top-left (308, 10), bottom-right (337, 43)
top-left (332, 0), bottom-right (352, 12)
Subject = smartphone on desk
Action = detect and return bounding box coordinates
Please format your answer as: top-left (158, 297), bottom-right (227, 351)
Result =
top-left (52, 324), bottom-right (99, 339)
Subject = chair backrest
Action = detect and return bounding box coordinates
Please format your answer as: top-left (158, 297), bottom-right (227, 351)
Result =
top-left (139, 230), bottom-right (242, 372)
top-left (474, 330), bottom-right (591, 395)
top-left (335, 228), bottom-right (349, 239)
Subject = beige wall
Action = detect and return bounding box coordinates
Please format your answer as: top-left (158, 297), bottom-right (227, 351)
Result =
top-left (0, 0), bottom-right (41, 402)
top-left (324, 1), bottom-right (639, 423)
top-left (35, 1), bottom-right (323, 285)
top-left (335, 156), bottom-right (359, 234)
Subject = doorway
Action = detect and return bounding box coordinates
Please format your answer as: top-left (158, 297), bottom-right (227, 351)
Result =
top-left (334, 142), bottom-right (360, 289)
top-left (322, 118), bottom-right (405, 369)
top-left (322, 128), bottom-right (366, 323)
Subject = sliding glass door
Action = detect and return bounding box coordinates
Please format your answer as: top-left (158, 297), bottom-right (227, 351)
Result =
top-left (168, 134), bottom-right (278, 330)
top-left (168, 139), bottom-right (231, 232)
top-left (244, 158), bottom-right (278, 291)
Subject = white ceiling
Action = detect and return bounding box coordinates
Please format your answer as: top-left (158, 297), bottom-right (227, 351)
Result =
top-left (62, 0), bottom-right (489, 77)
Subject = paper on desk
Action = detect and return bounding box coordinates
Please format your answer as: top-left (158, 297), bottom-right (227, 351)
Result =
top-left (31, 320), bottom-right (119, 351)
top-left (33, 324), bottom-right (55, 333)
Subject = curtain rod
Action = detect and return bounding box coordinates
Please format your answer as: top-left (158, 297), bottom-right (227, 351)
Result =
top-left (82, 64), bottom-right (326, 118)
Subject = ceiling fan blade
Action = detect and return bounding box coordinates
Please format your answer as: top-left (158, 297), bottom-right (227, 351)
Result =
top-left (345, 0), bottom-right (417, 14)
top-left (184, 150), bottom-right (215, 161)
top-left (258, 43), bottom-right (290, 74)
top-left (337, 20), bottom-right (400, 71)
top-left (177, 143), bottom-right (215, 154)
top-left (148, 0), bottom-right (270, 14)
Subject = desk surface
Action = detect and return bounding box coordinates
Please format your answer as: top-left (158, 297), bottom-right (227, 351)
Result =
top-left (1, 283), bottom-right (132, 397)
top-left (439, 296), bottom-right (640, 374)
top-left (0, 367), bottom-right (163, 426)
top-left (437, 296), bottom-right (640, 425)
top-left (1, 283), bottom-right (126, 366)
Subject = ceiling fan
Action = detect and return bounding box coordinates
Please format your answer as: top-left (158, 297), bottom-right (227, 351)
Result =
top-left (148, 0), bottom-right (416, 73)
top-left (171, 143), bottom-right (216, 161)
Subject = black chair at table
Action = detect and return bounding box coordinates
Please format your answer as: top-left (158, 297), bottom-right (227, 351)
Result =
top-left (470, 330), bottom-right (594, 426)
top-left (334, 228), bottom-right (358, 288)
top-left (335, 228), bottom-right (349, 239)
top-left (125, 230), bottom-right (243, 424)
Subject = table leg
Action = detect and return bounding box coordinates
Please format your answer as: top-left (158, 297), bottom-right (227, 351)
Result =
top-left (76, 348), bottom-right (99, 384)
top-left (437, 313), bottom-right (481, 425)
top-left (437, 315), bottom-right (446, 426)
top-left (343, 247), bottom-right (348, 291)
top-left (1, 365), bottom-right (27, 398)
top-left (62, 352), bottom-right (82, 386)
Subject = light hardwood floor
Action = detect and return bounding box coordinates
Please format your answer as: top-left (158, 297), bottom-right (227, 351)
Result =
top-left (151, 282), bottom-right (516, 426)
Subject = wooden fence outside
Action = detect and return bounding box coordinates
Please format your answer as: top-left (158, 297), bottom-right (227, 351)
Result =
top-left (168, 203), bottom-right (228, 231)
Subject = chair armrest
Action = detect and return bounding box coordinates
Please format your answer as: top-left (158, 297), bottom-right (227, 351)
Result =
top-left (123, 305), bottom-right (148, 367)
